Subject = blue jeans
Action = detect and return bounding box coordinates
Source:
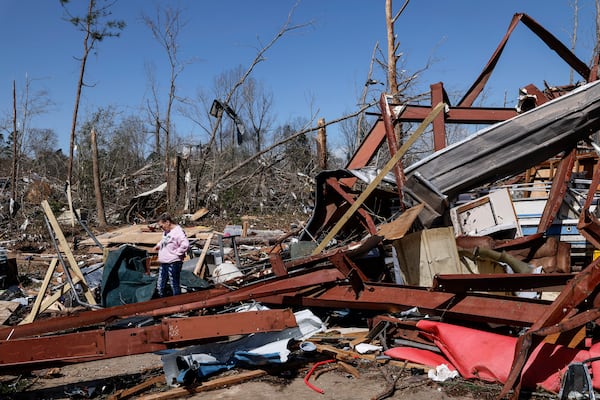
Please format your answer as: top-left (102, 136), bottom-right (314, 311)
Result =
top-left (157, 261), bottom-right (183, 297)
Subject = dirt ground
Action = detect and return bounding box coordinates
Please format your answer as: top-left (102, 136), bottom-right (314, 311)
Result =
top-left (0, 352), bottom-right (539, 400)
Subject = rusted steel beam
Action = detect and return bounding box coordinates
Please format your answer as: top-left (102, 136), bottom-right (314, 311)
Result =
top-left (0, 329), bottom-right (109, 365)
top-left (0, 309), bottom-right (297, 368)
top-left (0, 286), bottom-right (228, 340)
top-left (269, 252), bottom-right (288, 277)
top-left (142, 267), bottom-right (346, 319)
top-left (345, 119), bottom-right (387, 170)
top-left (537, 149), bottom-right (576, 233)
top-left (441, 296), bottom-right (548, 326)
top-left (380, 93), bottom-right (406, 206)
top-left (326, 177), bottom-right (378, 235)
top-left (160, 309), bottom-right (297, 343)
top-left (0, 251), bottom-right (346, 340)
top-left (500, 258), bottom-right (600, 398)
top-left (431, 82), bottom-right (448, 151)
top-left (459, 13), bottom-right (590, 108)
top-left (431, 273), bottom-right (575, 293)
top-left (397, 105), bottom-right (517, 124)
top-left (258, 282), bottom-right (549, 327)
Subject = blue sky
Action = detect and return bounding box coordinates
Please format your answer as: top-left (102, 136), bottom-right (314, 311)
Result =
top-left (0, 0), bottom-right (596, 154)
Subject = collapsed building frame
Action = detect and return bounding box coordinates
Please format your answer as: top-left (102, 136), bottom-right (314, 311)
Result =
top-left (3, 12), bottom-right (600, 400)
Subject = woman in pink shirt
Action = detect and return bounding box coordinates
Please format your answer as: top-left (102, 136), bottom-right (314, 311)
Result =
top-left (153, 213), bottom-right (189, 296)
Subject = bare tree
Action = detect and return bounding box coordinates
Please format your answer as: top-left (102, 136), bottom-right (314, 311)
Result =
top-left (199, 4), bottom-right (313, 198)
top-left (357, 42), bottom-right (381, 147)
top-left (76, 107), bottom-right (116, 210)
top-left (61, 0), bottom-right (124, 219)
top-left (142, 5), bottom-right (188, 209)
top-left (570, 0), bottom-right (579, 85)
top-left (7, 75), bottom-right (53, 218)
top-left (144, 63), bottom-right (162, 158)
top-left (11, 81), bottom-right (17, 214)
top-left (91, 128), bottom-right (107, 226)
top-left (385, 0), bottom-right (410, 97)
top-left (594, 0), bottom-right (600, 69)
top-left (28, 128), bottom-right (65, 180)
top-left (241, 77), bottom-right (274, 154)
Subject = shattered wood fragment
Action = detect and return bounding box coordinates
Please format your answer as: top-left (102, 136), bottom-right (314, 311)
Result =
top-left (41, 200), bottom-right (96, 305)
top-left (137, 369), bottom-right (267, 400)
top-left (315, 344), bottom-right (430, 370)
top-left (20, 258), bottom-right (58, 324)
top-left (376, 203), bottom-right (425, 240)
top-left (189, 207), bottom-right (208, 221)
top-left (108, 374), bottom-right (165, 400)
top-left (193, 232), bottom-right (214, 278)
top-left (0, 301), bottom-right (19, 325)
top-left (338, 360), bottom-right (361, 378)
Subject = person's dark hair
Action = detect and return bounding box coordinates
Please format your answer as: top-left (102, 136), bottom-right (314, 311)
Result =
top-left (158, 213), bottom-right (174, 223)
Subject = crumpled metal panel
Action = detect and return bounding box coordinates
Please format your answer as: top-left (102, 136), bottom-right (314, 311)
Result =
top-left (404, 80), bottom-right (600, 201)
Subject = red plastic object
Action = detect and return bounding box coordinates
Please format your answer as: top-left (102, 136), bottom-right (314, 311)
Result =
top-left (416, 320), bottom-right (597, 392)
top-left (384, 347), bottom-right (455, 370)
top-left (304, 359), bottom-right (336, 394)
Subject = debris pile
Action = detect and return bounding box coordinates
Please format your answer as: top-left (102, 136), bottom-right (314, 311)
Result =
top-left (4, 12), bottom-right (600, 400)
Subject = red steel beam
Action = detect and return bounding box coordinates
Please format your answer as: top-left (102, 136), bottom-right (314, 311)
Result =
top-left (431, 82), bottom-right (448, 151)
top-left (398, 105), bottom-right (517, 124)
top-left (0, 309), bottom-right (297, 367)
top-left (0, 286), bottom-right (228, 340)
top-left (0, 251), bottom-right (347, 340)
top-left (326, 177), bottom-right (378, 235)
top-left (257, 282), bottom-right (549, 327)
top-left (160, 309), bottom-right (297, 343)
top-left (501, 258), bottom-right (600, 398)
top-left (537, 149), bottom-right (576, 233)
top-left (380, 93), bottom-right (406, 207)
top-left (431, 273), bottom-right (575, 293)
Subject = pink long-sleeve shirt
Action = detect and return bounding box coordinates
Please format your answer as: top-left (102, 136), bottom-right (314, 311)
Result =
top-left (156, 224), bottom-right (190, 263)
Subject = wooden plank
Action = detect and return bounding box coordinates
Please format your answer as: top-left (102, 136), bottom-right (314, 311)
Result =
top-left (376, 203), bottom-right (424, 240)
top-left (34, 276), bottom-right (83, 315)
top-left (338, 361), bottom-right (360, 378)
top-left (108, 374), bottom-right (165, 400)
top-left (80, 225), bottom-right (213, 247)
top-left (315, 344), bottom-right (431, 371)
top-left (312, 102), bottom-right (445, 254)
top-left (193, 232), bottom-right (214, 277)
top-left (41, 200), bottom-right (96, 305)
top-left (138, 369), bottom-right (267, 400)
top-left (20, 258), bottom-right (58, 324)
top-left (0, 300), bottom-right (19, 325)
top-left (190, 207), bottom-right (209, 221)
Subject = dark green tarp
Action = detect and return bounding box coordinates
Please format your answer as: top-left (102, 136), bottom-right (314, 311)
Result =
top-left (100, 245), bottom-right (211, 307)
top-left (100, 245), bottom-right (156, 307)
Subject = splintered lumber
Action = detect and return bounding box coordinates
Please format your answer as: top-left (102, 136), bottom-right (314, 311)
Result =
top-left (315, 344), bottom-right (431, 371)
top-left (193, 232), bottom-right (214, 277)
top-left (0, 301), bottom-right (19, 325)
top-left (41, 200), bottom-right (96, 305)
top-left (137, 369), bottom-right (267, 400)
top-left (376, 203), bottom-right (425, 240)
top-left (20, 258), bottom-right (59, 324)
top-left (80, 225), bottom-right (213, 247)
top-left (338, 361), bottom-right (360, 378)
top-left (190, 207), bottom-right (209, 221)
top-left (108, 374), bottom-right (165, 400)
